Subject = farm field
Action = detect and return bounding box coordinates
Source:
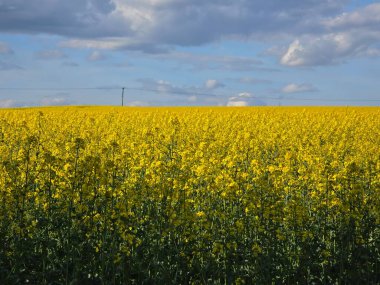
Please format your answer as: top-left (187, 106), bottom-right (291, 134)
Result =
top-left (0, 106), bottom-right (379, 284)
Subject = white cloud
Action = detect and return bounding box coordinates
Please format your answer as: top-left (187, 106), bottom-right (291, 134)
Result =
top-left (227, 100), bottom-right (248, 107)
top-left (136, 78), bottom-right (232, 105)
top-left (127, 100), bottom-right (149, 106)
top-left (61, 38), bottom-right (170, 54)
top-left (323, 3), bottom-right (380, 29)
top-left (137, 78), bottom-right (220, 97)
top-left (137, 78), bottom-right (196, 96)
top-left (281, 3), bottom-right (380, 66)
top-left (61, 38), bottom-right (132, 49)
top-left (41, 97), bottom-right (73, 106)
top-left (54, 2), bottom-right (380, 66)
top-left (58, 1), bottom-right (380, 66)
top-left (128, 0), bottom-right (347, 46)
top-left (205, 79), bottom-right (224, 90)
top-left (0, 0), bottom-right (349, 49)
top-left (281, 32), bottom-right (380, 66)
top-left (0, 99), bottom-right (17, 108)
top-left (280, 39), bottom-right (306, 66)
top-left (227, 91), bottom-right (267, 106)
top-left (87, 50), bottom-right (106, 61)
top-left (281, 83), bottom-right (317, 94)
top-left (237, 92), bottom-right (253, 98)
top-left (227, 92), bottom-right (254, 106)
top-left (365, 48), bottom-right (380, 57)
top-left (156, 80), bottom-right (173, 93)
top-left (187, 95), bottom-right (197, 102)
top-left (7, 0), bottom-right (377, 67)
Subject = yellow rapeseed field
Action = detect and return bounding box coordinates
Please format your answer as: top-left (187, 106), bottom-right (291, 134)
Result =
top-left (0, 106), bottom-right (379, 284)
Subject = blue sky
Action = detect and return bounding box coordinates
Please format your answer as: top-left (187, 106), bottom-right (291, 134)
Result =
top-left (0, 0), bottom-right (379, 107)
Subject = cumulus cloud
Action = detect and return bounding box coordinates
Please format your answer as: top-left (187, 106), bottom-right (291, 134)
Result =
top-left (0, 0), bottom-right (349, 49)
top-left (126, 0), bottom-right (347, 46)
top-left (280, 37), bottom-right (347, 66)
top-left (87, 50), bottom-right (106, 61)
top-left (127, 100), bottom-right (149, 106)
top-left (237, 92), bottom-right (253, 98)
top-left (323, 3), bottom-right (380, 30)
top-left (60, 38), bottom-right (171, 54)
top-left (204, 79), bottom-right (224, 90)
top-left (0, 0), bottom-right (120, 38)
top-left (281, 33), bottom-right (380, 66)
top-left (227, 92), bottom-right (267, 106)
top-left (61, 38), bottom-right (127, 49)
top-left (40, 96), bottom-right (74, 106)
top-left (138, 79), bottom-right (186, 94)
top-left (281, 3), bottom-right (380, 66)
top-left (187, 95), bottom-right (197, 102)
top-left (138, 78), bottom-right (221, 97)
top-left (227, 100), bottom-right (248, 107)
top-left (0, 99), bottom-right (17, 108)
top-left (135, 78), bottom-right (234, 105)
top-left (281, 83), bottom-right (317, 94)
top-left (5, 0), bottom-right (377, 67)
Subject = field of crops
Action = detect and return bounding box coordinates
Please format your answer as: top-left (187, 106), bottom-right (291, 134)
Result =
top-left (0, 107), bottom-right (379, 284)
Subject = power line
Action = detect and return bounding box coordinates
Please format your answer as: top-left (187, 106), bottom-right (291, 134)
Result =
top-left (0, 87), bottom-right (120, 91)
top-left (0, 86), bottom-right (379, 102)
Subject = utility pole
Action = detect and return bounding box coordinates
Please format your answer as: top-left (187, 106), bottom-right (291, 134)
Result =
top-left (121, 87), bottom-right (125, 106)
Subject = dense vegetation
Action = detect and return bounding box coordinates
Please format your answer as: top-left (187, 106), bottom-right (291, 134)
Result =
top-left (0, 107), bottom-right (379, 284)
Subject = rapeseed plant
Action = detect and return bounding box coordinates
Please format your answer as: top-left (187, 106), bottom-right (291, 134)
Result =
top-left (0, 106), bottom-right (378, 284)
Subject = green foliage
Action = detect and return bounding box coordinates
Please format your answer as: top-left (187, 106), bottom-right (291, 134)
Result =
top-left (0, 107), bottom-right (379, 284)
